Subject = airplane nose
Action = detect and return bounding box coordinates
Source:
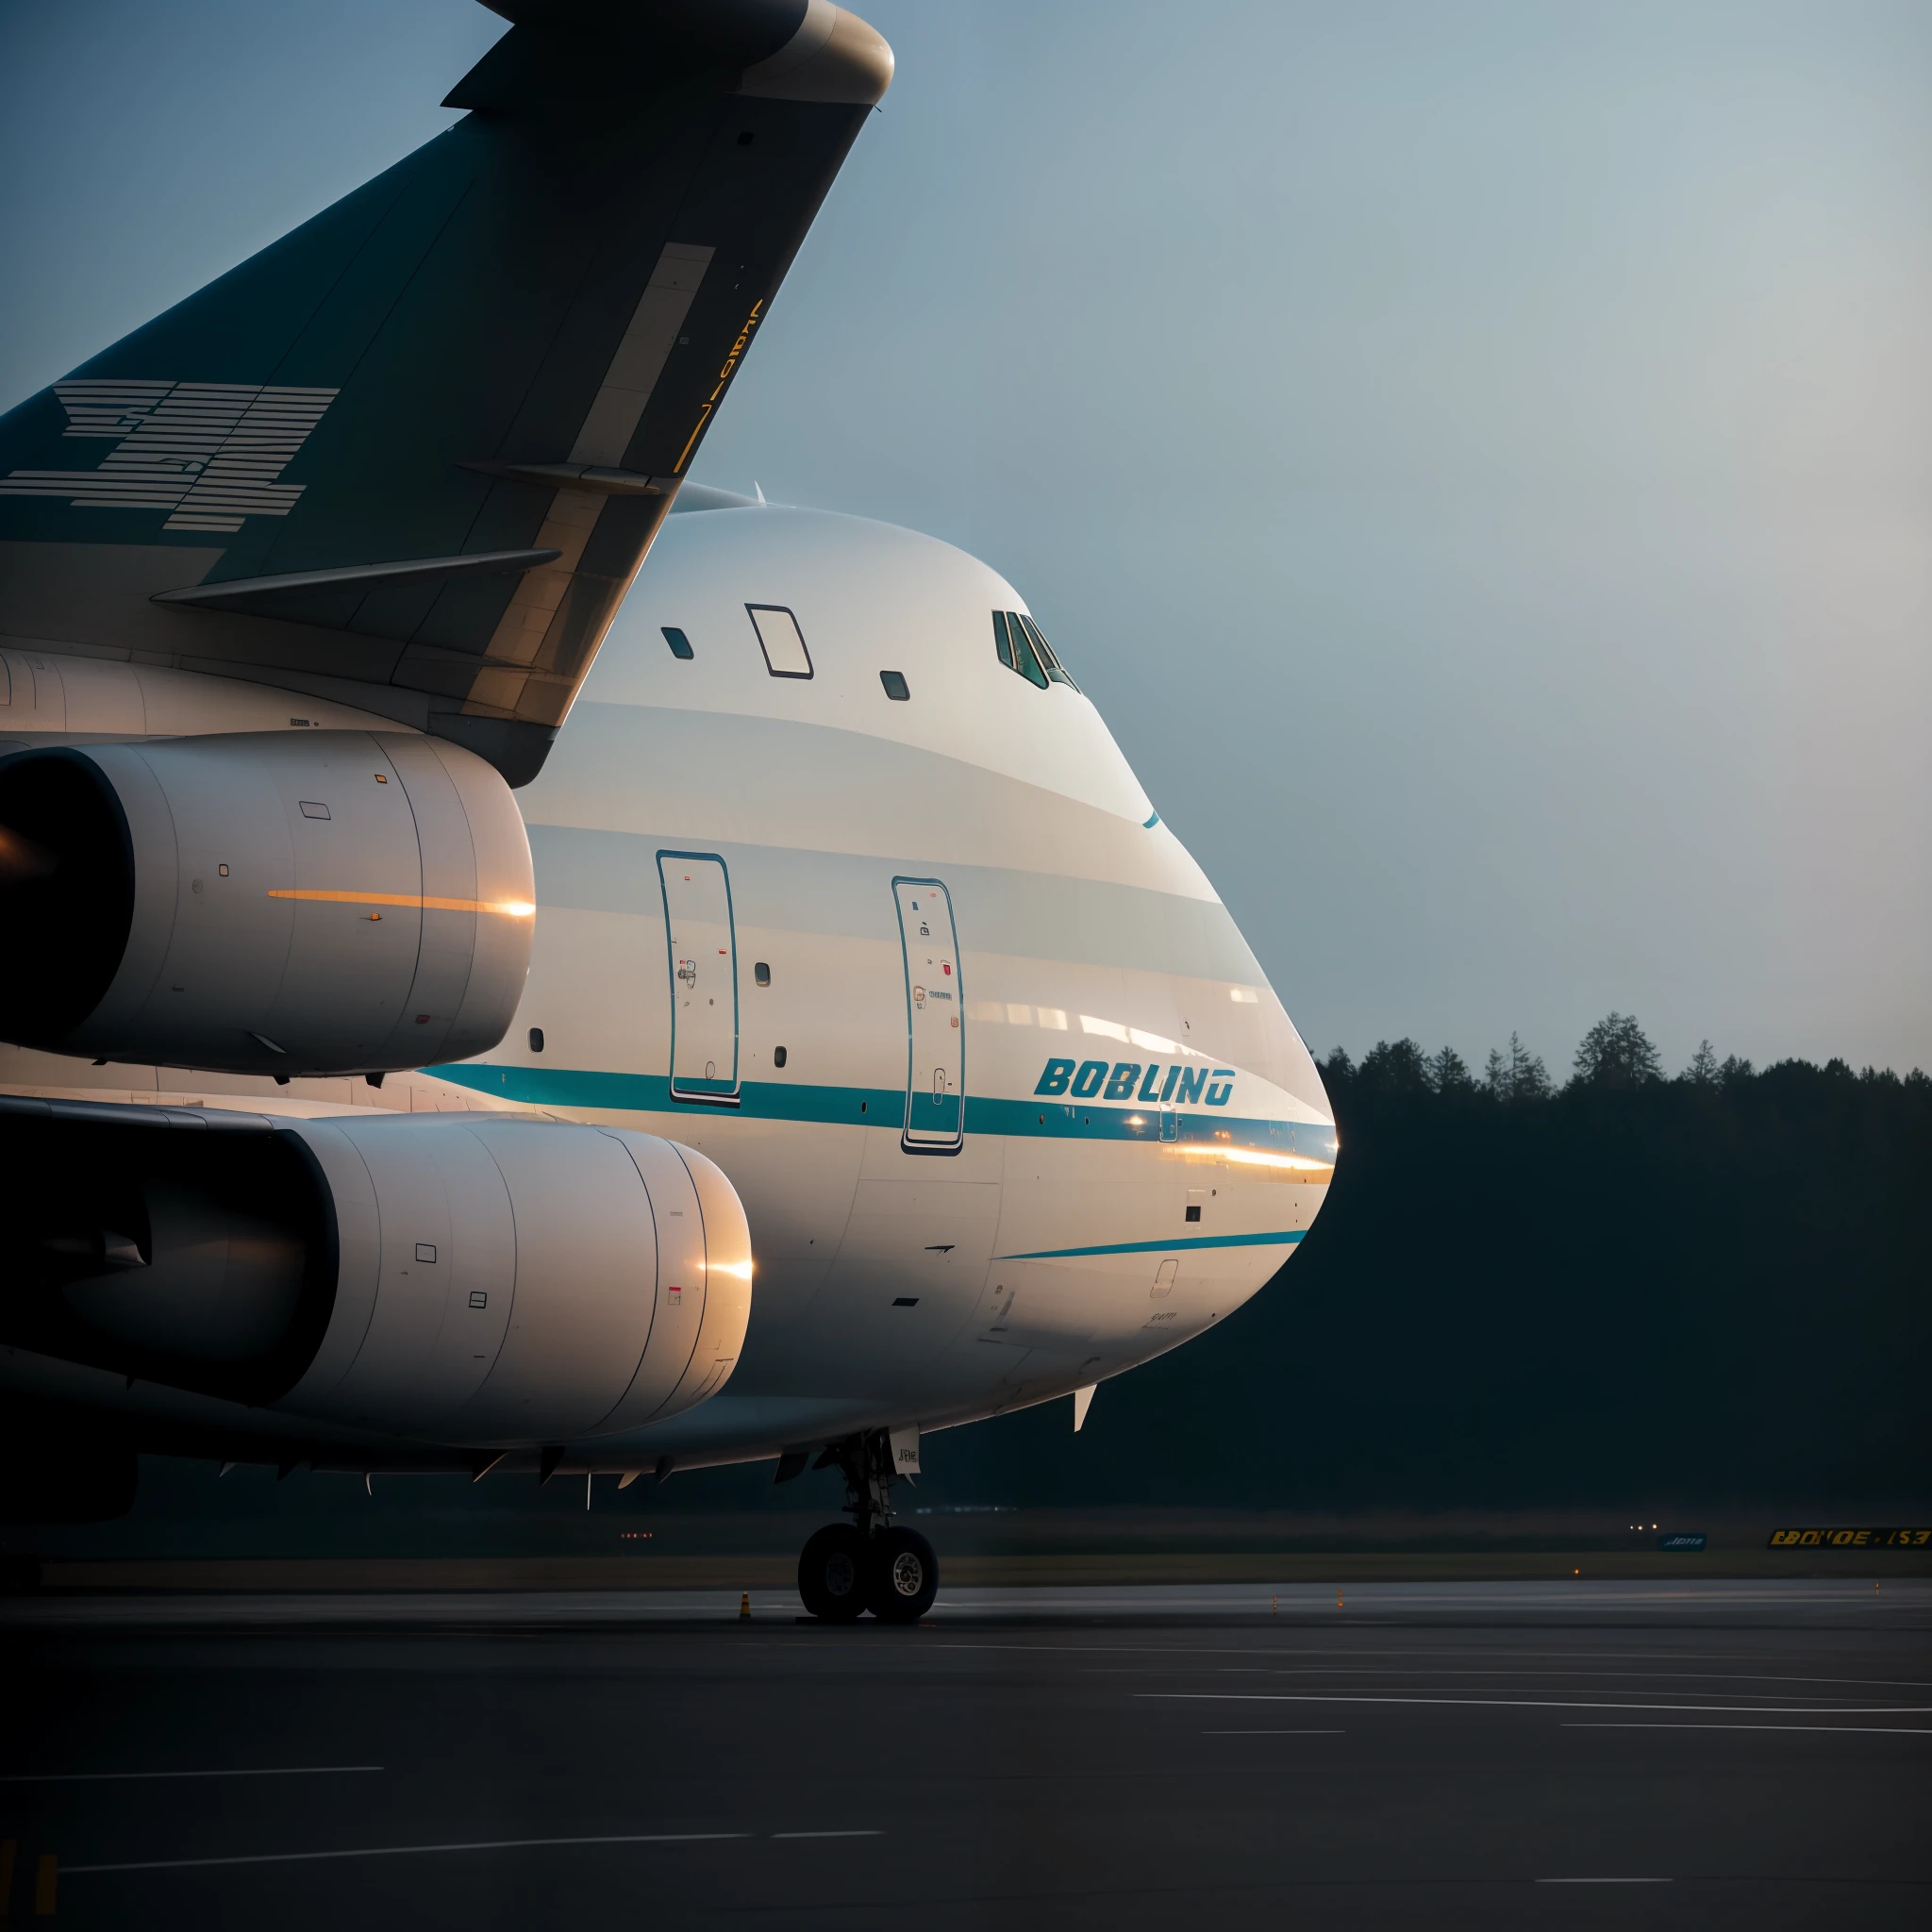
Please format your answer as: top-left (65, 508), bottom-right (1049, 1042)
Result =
top-left (1284, 1029), bottom-right (1340, 1186)
top-left (1273, 1008), bottom-right (1338, 1174)
top-left (1307, 1058), bottom-right (1336, 1137)
top-left (1306, 1074), bottom-right (1337, 1158)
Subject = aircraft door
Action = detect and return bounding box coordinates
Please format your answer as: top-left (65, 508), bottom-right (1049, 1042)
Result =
top-left (658, 853), bottom-right (740, 1105)
top-left (893, 877), bottom-right (963, 1154)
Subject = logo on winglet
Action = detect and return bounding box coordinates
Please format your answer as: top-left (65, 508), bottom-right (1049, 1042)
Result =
top-left (0, 380), bottom-right (338, 533)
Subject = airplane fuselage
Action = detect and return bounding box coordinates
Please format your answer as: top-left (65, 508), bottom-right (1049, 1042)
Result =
top-left (0, 500), bottom-right (1334, 1470)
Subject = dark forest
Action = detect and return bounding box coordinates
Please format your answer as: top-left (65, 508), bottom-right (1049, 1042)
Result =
top-left (939, 1018), bottom-right (1932, 1513)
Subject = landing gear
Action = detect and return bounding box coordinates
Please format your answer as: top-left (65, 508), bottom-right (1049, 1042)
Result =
top-left (795, 1429), bottom-right (938, 1624)
top-left (870, 1524), bottom-right (939, 1623)
top-left (797, 1523), bottom-right (867, 1623)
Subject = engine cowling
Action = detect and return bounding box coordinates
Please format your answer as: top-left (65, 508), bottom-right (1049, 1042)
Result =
top-left (291, 1112), bottom-right (754, 1443)
top-left (0, 1102), bottom-right (753, 1444)
top-left (0, 730), bottom-right (533, 1075)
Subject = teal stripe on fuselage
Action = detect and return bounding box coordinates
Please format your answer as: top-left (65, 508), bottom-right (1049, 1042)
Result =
top-left (994, 1231), bottom-right (1306, 1260)
top-left (427, 1061), bottom-right (1333, 1157)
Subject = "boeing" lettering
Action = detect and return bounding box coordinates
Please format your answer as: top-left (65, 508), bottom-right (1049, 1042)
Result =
top-left (1033, 1058), bottom-right (1235, 1107)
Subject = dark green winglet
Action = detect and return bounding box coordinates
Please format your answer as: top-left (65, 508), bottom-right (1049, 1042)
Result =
top-left (0, 0), bottom-right (892, 784)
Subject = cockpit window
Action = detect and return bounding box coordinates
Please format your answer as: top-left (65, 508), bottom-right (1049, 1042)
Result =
top-left (994, 608), bottom-right (1049, 690)
top-left (992, 609), bottom-right (1076, 691)
top-left (1018, 613), bottom-right (1080, 692)
top-left (1012, 621), bottom-right (1050, 689)
top-left (992, 610), bottom-right (1015, 671)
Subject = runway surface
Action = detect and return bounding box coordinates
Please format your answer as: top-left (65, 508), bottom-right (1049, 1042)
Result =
top-left (2, 1579), bottom-right (1926, 1928)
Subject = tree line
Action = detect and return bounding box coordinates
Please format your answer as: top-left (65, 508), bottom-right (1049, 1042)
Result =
top-left (927, 1015), bottom-right (1932, 1513)
top-left (1324, 1009), bottom-right (1882, 1105)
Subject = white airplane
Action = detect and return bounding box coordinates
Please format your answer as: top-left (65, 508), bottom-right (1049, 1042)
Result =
top-left (0, 0), bottom-right (1334, 1621)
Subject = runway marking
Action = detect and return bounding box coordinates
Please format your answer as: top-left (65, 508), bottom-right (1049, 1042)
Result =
top-left (2, 1766), bottom-right (382, 1784)
top-left (1081, 1662), bottom-right (1927, 1692)
top-left (919, 1587), bottom-right (1895, 1611)
top-left (63, 1828), bottom-right (890, 1876)
top-left (1141, 1694), bottom-right (1932, 1715)
top-left (1566, 1723), bottom-right (1932, 1736)
top-left (1216, 1666), bottom-right (1932, 1690)
top-left (923, 1641), bottom-right (1929, 1683)
top-left (1539, 1877), bottom-right (1672, 1885)
top-left (64, 1833), bottom-right (750, 1874)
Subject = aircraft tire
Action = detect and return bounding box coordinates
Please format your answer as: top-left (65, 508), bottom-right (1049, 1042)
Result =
top-left (798, 1523), bottom-right (868, 1623)
top-left (868, 1525), bottom-right (939, 1624)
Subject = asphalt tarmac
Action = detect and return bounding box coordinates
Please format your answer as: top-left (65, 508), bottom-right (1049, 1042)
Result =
top-left (2, 1580), bottom-right (1926, 1929)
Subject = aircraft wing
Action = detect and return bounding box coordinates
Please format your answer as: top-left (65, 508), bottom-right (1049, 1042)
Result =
top-left (0, 0), bottom-right (891, 784)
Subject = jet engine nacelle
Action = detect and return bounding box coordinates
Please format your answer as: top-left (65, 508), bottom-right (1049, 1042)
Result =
top-left (0, 1102), bottom-right (753, 1445)
top-left (0, 730), bottom-right (533, 1075)
top-left (291, 1112), bottom-right (754, 1443)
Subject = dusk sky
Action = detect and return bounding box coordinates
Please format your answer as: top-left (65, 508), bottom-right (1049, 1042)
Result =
top-left (4, 0), bottom-right (1927, 1074)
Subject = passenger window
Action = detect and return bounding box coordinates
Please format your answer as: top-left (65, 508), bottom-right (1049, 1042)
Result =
top-left (1019, 613), bottom-right (1079, 692)
top-left (879, 670), bottom-right (910, 700)
top-left (661, 626), bottom-right (694, 660)
top-left (747, 605), bottom-right (812, 678)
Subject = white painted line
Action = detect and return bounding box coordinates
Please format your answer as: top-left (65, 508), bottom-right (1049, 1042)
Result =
top-left (923, 1640), bottom-right (1932, 1681)
top-left (927, 1641), bottom-right (1932, 1686)
top-left (1216, 1665), bottom-right (1932, 1689)
top-left (770, 1830), bottom-right (883, 1840)
top-left (3, 1765), bottom-right (382, 1784)
top-left (1203, 1729), bottom-right (1344, 1735)
top-left (65, 1833), bottom-right (749, 1875)
top-left (1141, 1693), bottom-right (1932, 1715)
top-left (1566, 1723), bottom-right (1932, 1736)
top-left (1539, 1877), bottom-right (1672, 1885)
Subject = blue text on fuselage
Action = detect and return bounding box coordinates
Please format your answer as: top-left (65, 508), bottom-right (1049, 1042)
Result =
top-left (1033, 1058), bottom-right (1234, 1107)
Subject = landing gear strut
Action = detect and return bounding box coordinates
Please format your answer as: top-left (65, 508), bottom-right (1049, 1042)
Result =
top-left (795, 1428), bottom-right (938, 1624)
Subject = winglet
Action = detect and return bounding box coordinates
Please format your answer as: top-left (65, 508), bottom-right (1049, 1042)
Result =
top-left (740, 2), bottom-right (893, 104)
